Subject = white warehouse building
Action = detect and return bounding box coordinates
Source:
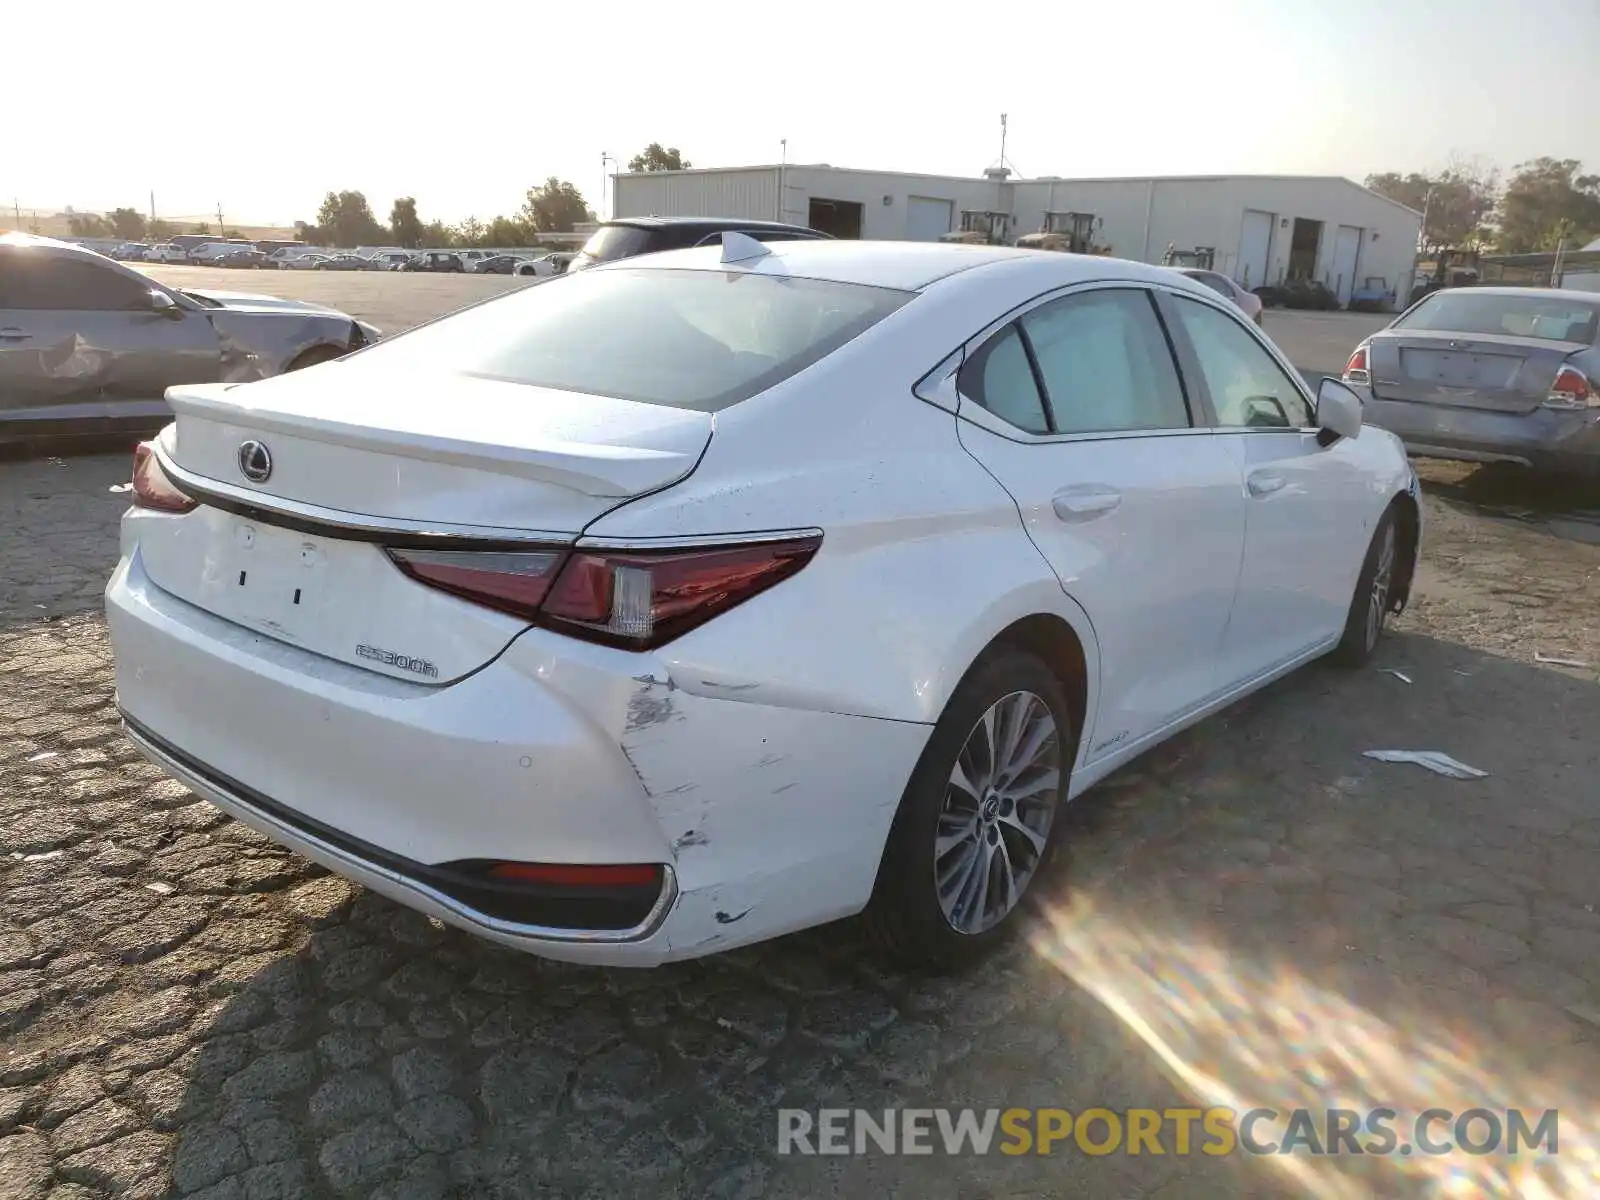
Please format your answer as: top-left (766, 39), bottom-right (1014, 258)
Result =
top-left (612, 164), bottom-right (1422, 307)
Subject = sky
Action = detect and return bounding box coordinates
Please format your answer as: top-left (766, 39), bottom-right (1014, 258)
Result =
top-left (9, 0), bottom-right (1598, 230)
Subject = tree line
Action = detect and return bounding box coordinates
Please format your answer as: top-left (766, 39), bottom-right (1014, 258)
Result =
top-left (1365, 156), bottom-right (1600, 255)
top-left (53, 144), bottom-right (696, 250)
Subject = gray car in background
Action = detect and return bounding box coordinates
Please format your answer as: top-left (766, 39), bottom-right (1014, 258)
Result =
top-left (1176, 267), bottom-right (1265, 325)
top-left (0, 233), bottom-right (381, 442)
top-left (1343, 287), bottom-right (1600, 476)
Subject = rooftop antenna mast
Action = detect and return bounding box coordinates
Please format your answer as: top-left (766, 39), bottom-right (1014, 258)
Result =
top-left (990, 112), bottom-right (1021, 178)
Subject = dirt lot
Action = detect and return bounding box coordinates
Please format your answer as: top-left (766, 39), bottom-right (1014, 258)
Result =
top-left (2, 276), bottom-right (1599, 1198)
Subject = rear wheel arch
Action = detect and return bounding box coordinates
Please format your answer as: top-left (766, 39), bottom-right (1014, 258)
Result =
top-left (982, 614), bottom-right (1089, 752)
top-left (1388, 489), bottom-right (1420, 612)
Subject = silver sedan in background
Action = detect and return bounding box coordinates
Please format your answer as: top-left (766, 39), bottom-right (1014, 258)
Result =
top-left (1343, 287), bottom-right (1599, 478)
top-left (0, 233), bottom-right (380, 442)
top-left (1176, 268), bottom-right (1265, 325)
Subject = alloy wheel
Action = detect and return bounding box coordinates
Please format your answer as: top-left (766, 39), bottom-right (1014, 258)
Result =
top-left (935, 690), bottom-right (1060, 935)
top-left (1365, 522), bottom-right (1396, 651)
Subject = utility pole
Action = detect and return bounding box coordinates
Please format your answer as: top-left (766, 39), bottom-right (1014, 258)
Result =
top-left (600, 153), bottom-right (614, 221)
top-left (12, 198), bottom-right (20, 229)
top-left (778, 139), bottom-right (787, 221)
top-left (216, 202), bottom-right (224, 235)
top-left (149, 191), bottom-right (156, 227)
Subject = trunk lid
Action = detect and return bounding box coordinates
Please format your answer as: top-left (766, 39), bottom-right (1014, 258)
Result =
top-left (139, 365), bottom-right (711, 682)
top-left (1367, 329), bottom-right (1585, 414)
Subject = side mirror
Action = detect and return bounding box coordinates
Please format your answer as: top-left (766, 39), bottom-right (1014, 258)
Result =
top-left (1316, 377), bottom-right (1363, 444)
top-left (149, 290), bottom-right (183, 319)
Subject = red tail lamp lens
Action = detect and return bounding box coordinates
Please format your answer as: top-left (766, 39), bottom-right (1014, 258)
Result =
top-left (130, 442), bottom-right (197, 513)
top-left (387, 548), bottom-right (566, 619)
top-left (486, 863), bottom-right (663, 887)
top-left (540, 536), bottom-right (823, 650)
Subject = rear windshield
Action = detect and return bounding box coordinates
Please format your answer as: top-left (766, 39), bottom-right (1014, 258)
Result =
top-left (358, 266), bottom-right (912, 411)
top-left (1395, 292), bottom-right (1599, 344)
top-left (569, 224), bottom-right (654, 270)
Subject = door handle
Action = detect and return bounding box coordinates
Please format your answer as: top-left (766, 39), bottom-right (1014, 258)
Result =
top-left (1052, 485), bottom-right (1123, 522)
top-left (1247, 470), bottom-right (1287, 497)
top-left (0, 328), bottom-right (29, 341)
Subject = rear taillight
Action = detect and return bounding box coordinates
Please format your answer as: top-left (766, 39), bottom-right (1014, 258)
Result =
top-left (130, 442), bottom-right (196, 513)
top-left (1343, 344), bottom-right (1370, 386)
top-left (385, 534), bottom-right (821, 651)
top-left (386, 548), bottom-right (565, 619)
top-left (1544, 364), bottom-right (1596, 411)
top-left (541, 537), bottom-right (822, 650)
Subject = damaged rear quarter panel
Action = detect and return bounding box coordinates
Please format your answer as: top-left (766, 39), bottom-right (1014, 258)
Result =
top-left (617, 671), bottom-right (931, 957)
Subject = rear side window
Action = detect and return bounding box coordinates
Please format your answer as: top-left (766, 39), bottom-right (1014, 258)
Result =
top-left (1395, 292), bottom-right (1599, 344)
top-left (357, 267), bottom-right (912, 411)
top-left (957, 326), bottom-right (1050, 433)
top-left (1021, 289), bottom-right (1191, 433)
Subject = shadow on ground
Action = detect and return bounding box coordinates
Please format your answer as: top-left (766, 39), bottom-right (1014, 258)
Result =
top-left (6, 630), bottom-right (1583, 1198)
top-left (1420, 460), bottom-right (1600, 547)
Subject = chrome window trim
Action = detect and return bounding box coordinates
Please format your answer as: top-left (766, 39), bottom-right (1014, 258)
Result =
top-left (941, 280), bottom-right (1209, 445)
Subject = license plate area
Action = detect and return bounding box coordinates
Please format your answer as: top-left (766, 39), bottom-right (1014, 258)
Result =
top-left (215, 519), bottom-right (328, 635)
top-left (1401, 348), bottom-right (1519, 389)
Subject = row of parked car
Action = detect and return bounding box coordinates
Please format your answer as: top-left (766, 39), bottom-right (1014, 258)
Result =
top-left (105, 240), bottom-right (575, 277)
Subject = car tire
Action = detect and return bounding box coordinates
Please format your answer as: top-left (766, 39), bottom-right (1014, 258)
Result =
top-left (1330, 507), bottom-right (1399, 668)
top-left (286, 346), bottom-right (343, 372)
top-left (864, 649), bottom-right (1074, 968)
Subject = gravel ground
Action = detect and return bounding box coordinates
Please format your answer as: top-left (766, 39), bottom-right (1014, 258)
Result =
top-left (2, 280), bottom-right (1599, 1197)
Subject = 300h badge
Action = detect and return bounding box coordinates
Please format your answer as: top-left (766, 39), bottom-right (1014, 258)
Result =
top-left (356, 644), bottom-right (439, 678)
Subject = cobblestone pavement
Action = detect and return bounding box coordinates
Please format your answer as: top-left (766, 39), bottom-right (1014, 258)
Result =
top-left (3, 450), bottom-right (1599, 1199)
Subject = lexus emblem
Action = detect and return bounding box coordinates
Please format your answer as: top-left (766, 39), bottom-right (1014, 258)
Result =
top-left (237, 440), bottom-right (273, 483)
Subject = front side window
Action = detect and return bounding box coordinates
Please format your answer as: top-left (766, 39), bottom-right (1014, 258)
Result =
top-left (1021, 289), bottom-right (1190, 434)
top-left (351, 266), bottom-right (911, 412)
top-left (1172, 295), bottom-right (1313, 429)
top-left (0, 252), bottom-right (155, 312)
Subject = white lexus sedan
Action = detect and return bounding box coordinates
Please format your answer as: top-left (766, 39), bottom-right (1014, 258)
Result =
top-left (106, 237), bottom-right (1420, 967)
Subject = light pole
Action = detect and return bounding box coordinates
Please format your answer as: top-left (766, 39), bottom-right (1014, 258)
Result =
top-left (600, 152), bottom-right (616, 221)
top-left (777, 138), bottom-right (787, 222)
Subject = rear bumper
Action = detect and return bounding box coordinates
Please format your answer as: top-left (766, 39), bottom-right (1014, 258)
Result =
top-left (1359, 390), bottom-right (1600, 474)
top-left (106, 547), bottom-right (927, 965)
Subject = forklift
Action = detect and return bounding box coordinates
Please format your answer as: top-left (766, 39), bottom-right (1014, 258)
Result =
top-left (1016, 211), bottom-right (1111, 255)
top-left (1160, 243), bottom-right (1217, 270)
top-left (939, 209), bottom-right (1011, 245)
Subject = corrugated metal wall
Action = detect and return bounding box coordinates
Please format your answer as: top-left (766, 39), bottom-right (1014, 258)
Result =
top-left (614, 170), bottom-right (781, 221)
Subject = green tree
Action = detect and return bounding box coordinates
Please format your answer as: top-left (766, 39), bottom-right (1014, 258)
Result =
top-left (1365, 159), bottom-right (1499, 252)
top-left (521, 178), bottom-right (589, 233)
top-left (487, 215), bottom-right (530, 245)
top-left (1495, 158), bottom-right (1600, 253)
top-left (627, 143), bottom-right (691, 172)
top-left (453, 216), bottom-right (488, 247)
top-left (316, 190), bottom-right (387, 248)
top-left (149, 218), bottom-right (177, 242)
top-left (192, 222), bottom-right (211, 235)
top-left (420, 220), bottom-right (454, 247)
top-left (389, 197), bottom-right (423, 248)
top-left (107, 207), bottom-right (147, 241)
top-left (66, 212), bottom-right (112, 237)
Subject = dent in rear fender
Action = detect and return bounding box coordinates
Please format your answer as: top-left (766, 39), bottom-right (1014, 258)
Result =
top-left (612, 681), bottom-right (931, 956)
top-left (652, 522), bottom-right (1101, 743)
